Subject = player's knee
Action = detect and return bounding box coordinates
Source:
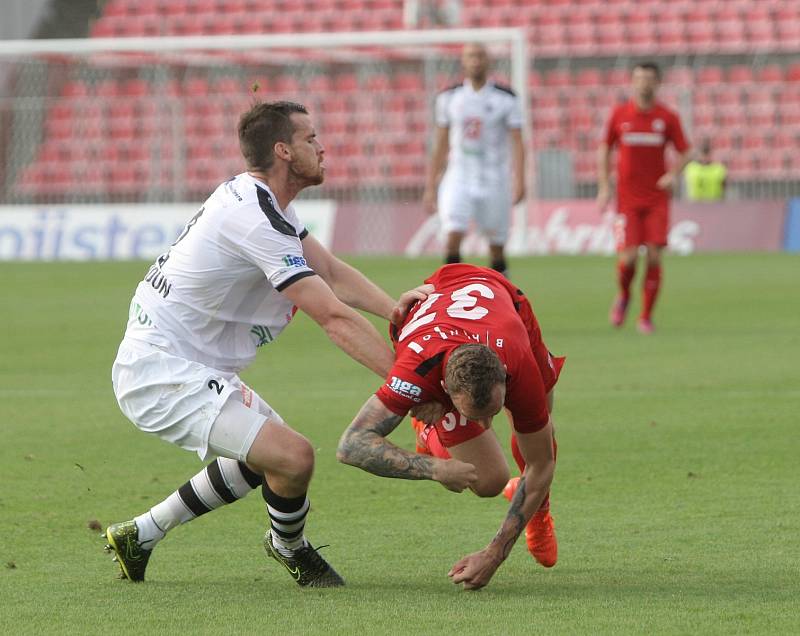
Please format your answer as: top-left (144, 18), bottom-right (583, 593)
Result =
top-left (471, 468), bottom-right (510, 498)
top-left (285, 437), bottom-right (315, 482)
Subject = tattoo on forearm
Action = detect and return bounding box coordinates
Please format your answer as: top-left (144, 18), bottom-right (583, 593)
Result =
top-left (492, 477), bottom-right (528, 560)
top-left (339, 400), bottom-right (437, 480)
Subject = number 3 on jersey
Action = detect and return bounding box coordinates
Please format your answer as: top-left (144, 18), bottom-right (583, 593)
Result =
top-left (398, 283), bottom-right (494, 341)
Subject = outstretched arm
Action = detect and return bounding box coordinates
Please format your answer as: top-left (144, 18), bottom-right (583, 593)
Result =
top-left (301, 233), bottom-right (395, 319)
top-left (337, 395), bottom-right (477, 492)
top-left (449, 420), bottom-right (555, 589)
top-left (281, 275), bottom-right (394, 377)
top-left (301, 233), bottom-right (433, 326)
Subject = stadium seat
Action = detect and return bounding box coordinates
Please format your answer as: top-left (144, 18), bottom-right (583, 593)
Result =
top-left (727, 65), bottom-right (754, 84)
top-left (757, 65), bottom-right (784, 83)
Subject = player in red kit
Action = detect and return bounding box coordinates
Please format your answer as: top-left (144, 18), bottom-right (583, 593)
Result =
top-left (597, 62), bottom-right (692, 334)
top-left (337, 264), bottom-right (564, 589)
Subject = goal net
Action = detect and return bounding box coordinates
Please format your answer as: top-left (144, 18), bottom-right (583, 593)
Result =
top-left (0, 30), bottom-right (528, 254)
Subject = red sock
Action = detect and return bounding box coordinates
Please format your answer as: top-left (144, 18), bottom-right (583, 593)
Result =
top-left (641, 264), bottom-right (662, 320)
top-left (510, 433), bottom-right (526, 472)
top-left (617, 261), bottom-right (636, 302)
top-left (511, 434), bottom-right (557, 512)
top-left (425, 426), bottom-right (451, 459)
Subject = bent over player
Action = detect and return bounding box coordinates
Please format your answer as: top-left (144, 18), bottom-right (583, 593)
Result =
top-left (106, 101), bottom-right (425, 587)
top-left (597, 62), bottom-right (691, 333)
top-left (337, 264), bottom-right (564, 590)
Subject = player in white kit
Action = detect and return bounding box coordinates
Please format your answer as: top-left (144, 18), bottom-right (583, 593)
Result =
top-left (422, 43), bottom-right (527, 276)
top-left (104, 101), bottom-right (428, 587)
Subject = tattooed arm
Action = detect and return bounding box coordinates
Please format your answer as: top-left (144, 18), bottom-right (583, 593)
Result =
top-left (337, 395), bottom-right (477, 492)
top-left (448, 419), bottom-right (556, 589)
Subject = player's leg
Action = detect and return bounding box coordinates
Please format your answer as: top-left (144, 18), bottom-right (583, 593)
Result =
top-left (488, 243), bottom-right (508, 277)
top-left (638, 244), bottom-right (663, 333)
top-left (414, 413), bottom-right (509, 497)
top-left (104, 404), bottom-right (265, 581)
top-left (505, 299), bottom-right (562, 566)
top-left (438, 177), bottom-right (469, 264)
top-left (478, 187), bottom-right (511, 276)
top-left (638, 202), bottom-right (668, 333)
top-left (610, 209), bottom-right (642, 327)
top-left (445, 231), bottom-right (465, 264)
top-left (446, 428), bottom-right (510, 498)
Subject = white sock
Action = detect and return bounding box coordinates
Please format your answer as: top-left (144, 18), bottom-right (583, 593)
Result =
top-left (270, 530), bottom-right (307, 557)
top-left (134, 511), bottom-right (166, 550)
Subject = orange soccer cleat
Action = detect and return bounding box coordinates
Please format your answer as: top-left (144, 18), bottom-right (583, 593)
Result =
top-left (411, 418), bottom-right (432, 455)
top-left (609, 295), bottom-right (629, 328)
top-left (502, 477), bottom-right (558, 568)
top-left (636, 317), bottom-right (655, 334)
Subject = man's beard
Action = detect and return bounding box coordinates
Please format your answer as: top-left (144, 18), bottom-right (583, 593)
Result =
top-left (288, 160), bottom-right (324, 188)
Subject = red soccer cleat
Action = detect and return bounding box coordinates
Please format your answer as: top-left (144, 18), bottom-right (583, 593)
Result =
top-left (637, 317), bottom-right (654, 334)
top-left (502, 477), bottom-right (558, 567)
top-left (411, 418), bottom-right (432, 455)
top-left (527, 509), bottom-right (558, 568)
top-left (502, 476), bottom-right (520, 501)
top-left (609, 295), bottom-right (629, 327)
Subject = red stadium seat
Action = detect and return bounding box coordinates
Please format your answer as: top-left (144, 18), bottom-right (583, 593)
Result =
top-left (543, 69), bottom-right (572, 87)
top-left (788, 64), bottom-right (800, 82)
top-left (696, 66), bottom-right (724, 84)
top-left (727, 65), bottom-right (754, 84)
top-left (757, 65), bottom-right (784, 83)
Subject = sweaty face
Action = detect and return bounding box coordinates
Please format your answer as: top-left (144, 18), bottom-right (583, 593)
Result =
top-left (632, 67), bottom-right (659, 102)
top-left (461, 44), bottom-right (490, 82)
top-left (450, 383), bottom-right (505, 422)
top-left (287, 113), bottom-right (325, 186)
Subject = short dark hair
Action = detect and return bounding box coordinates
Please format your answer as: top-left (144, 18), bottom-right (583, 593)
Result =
top-left (633, 61), bottom-right (662, 80)
top-left (238, 101), bottom-right (308, 171)
top-left (445, 344), bottom-right (506, 410)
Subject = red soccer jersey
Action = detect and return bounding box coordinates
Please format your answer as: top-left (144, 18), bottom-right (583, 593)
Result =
top-left (604, 100), bottom-right (690, 209)
top-left (375, 264), bottom-right (551, 434)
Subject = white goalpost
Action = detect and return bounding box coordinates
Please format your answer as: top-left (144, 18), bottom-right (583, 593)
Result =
top-left (0, 28), bottom-right (530, 256)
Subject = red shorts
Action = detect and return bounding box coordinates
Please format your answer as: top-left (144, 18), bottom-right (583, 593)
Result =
top-left (614, 201), bottom-right (669, 250)
top-left (435, 293), bottom-right (565, 448)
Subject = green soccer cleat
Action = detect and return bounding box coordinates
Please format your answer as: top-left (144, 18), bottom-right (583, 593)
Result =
top-left (263, 531), bottom-right (345, 588)
top-left (104, 520), bottom-right (152, 582)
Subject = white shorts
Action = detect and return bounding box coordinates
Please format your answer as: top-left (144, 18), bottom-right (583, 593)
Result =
top-left (438, 173), bottom-right (511, 244)
top-left (111, 338), bottom-right (280, 462)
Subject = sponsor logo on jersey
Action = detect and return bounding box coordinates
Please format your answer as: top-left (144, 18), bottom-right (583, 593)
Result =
top-left (387, 376), bottom-right (423, 401)
top-left (621, 131), bottom-right (664, 146)
top-left (282, 254), bottom-right (307, 268)
top-left (250, 324), bottom-right (274, 347)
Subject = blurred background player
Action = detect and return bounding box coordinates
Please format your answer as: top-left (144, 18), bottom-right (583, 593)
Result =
top-left (422, 43), bottom-right (526, 277)
top-left (597, 62), bottom-right (692, 334)
top-left (684, 138), bottom-right (727, 201)
top-left (106, 101), bottom-right (426, 587)
top-left (337, 263), bottom-right (564, 590)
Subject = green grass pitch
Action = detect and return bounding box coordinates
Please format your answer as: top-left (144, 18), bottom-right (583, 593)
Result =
top-left (1, 253), bottom-right (798, 634)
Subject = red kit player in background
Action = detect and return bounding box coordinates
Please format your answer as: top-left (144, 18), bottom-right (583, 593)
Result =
top-left (337, 264), bottom-right (564, 589)
top-left (597, 62), bottom-right (692, 334)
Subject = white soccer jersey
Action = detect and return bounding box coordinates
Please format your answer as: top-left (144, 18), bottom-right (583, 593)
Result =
top-left (124, 172), bottom-right (314, 373)
top-left (435, 80), bottom-right (522, 192)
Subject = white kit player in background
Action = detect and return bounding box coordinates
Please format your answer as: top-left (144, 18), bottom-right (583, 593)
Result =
top-left (422, 43), bottom-right (527, 277)
top-left (104, 101), bottom-right (429, 588)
